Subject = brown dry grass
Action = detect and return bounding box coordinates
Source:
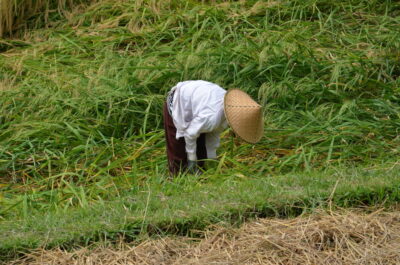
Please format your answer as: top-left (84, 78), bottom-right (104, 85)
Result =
top-left (7, 208), bottom-right (400, 265)
top-left (1, 0), bottom-right (47, 37)
top-left (0, 77), bottom-right (15, 91)
top-left (0, 0), bottom-right (87, 37)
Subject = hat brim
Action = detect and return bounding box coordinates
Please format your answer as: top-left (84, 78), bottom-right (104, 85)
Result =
top-left (224, 89), bottom-right (264, 144)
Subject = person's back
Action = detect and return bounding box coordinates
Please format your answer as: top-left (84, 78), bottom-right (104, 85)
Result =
top-left (172, 80), bottom-right (226, 125)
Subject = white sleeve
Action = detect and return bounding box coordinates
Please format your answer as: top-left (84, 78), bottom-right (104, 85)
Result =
top-left (185, 140), bottom-right (197, 160)
top-left (184, 136), bottom-right (197, 161)
top-left (183, 115), bottom-right (205, 161)
top-left (184, 113), bottom-right (220, 161)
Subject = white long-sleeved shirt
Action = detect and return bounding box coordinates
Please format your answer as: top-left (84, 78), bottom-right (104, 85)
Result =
top-left (170, 80), bottom-right (228, 161)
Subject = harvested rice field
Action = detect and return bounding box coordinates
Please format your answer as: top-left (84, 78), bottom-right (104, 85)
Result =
top-left (1, 0), bottom-right (400, 263)
top-left (7, 208), bottom-right (400, 265)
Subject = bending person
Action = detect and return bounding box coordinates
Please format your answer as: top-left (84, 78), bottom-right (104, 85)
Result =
top-left (163, 80), bottom-right (263, 176)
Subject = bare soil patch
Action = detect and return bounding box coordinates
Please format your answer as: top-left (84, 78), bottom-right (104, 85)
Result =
top-left (8, 209), bottom-right (400, 265)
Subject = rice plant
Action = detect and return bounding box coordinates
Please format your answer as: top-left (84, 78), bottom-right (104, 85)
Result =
top-left (0, 0), bottom-right (400, 249)
top-left (0, 0), bottom-right (92, 37)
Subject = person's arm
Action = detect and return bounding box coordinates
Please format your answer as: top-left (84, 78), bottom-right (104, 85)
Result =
top-left (184, 115), bottom-right (209, 161)
top-left (185, 127), bottom-right (200, 174)
top-left (184, 135), bottom-right (197, 161)
top-left (185, 109), bottom-right (222, 160)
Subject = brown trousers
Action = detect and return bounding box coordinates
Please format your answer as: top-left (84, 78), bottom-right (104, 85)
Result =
top-left (163, 102), bottom-right (207, 175)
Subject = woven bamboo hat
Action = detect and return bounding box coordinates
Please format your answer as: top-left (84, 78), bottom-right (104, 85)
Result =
top-left (224, 89), bottom-right (264, 144)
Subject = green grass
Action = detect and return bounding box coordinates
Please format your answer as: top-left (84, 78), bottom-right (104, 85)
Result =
top-left (1, 0), bottom-right (400, 261)
top-left (2, 164), bottom-right (400, 260)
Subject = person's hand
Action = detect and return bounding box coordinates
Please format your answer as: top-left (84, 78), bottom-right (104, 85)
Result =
top-left (187, 160), bottom-right (203, 175)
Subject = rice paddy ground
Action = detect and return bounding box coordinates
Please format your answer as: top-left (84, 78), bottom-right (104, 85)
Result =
top-left (1, 0), bottom-right (400, 262)
top-left (6, 206), bottom-right (400, 265)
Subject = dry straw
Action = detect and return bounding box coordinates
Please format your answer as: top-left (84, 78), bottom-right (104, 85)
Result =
top-left (1, 0), bottom-right (43, 37)
top-left (9, 208), bottom-right (400, 265)
top-left (0, 0), bottom-right (82, 37)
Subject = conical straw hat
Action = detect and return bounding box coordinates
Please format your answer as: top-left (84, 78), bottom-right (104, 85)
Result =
top-left (224, 89), bottom-right (264, 144)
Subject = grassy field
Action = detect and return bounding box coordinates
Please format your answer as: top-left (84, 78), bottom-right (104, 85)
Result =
top-left (9, 208), bottom-right (400, 264)
top-left (1, 0), bottom-right (400, 261)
